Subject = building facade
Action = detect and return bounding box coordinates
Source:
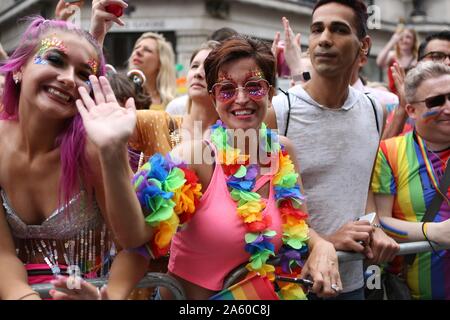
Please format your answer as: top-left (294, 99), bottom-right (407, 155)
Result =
top-left (0, 0), bottom-right (449, 82)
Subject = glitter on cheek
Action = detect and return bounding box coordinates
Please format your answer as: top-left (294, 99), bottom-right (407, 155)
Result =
top-left (87, 59), bottom-right (98, 75)
top-left (34, 55), bottom-right (49, 65)
top-left (85, 80), bottom-right (92, 92)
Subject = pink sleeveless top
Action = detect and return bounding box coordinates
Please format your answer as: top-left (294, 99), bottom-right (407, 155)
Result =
top-left (168, 142), bottom-right (283, 291)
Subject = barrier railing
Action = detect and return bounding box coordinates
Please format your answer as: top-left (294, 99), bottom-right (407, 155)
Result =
top-left (32, 241), bottom-right (449, 299)
top-left (337, 240), bottom-right (450, 262)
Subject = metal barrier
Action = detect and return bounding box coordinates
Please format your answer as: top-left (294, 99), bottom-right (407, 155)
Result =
top-left (33, 272), bottom-right (186, 299)
top-left (223, 241), bottom-right (450, 289)
top-left (337, 240), bottom-right (450, 262)
top-left (32, 241), bottom-right (449, 299)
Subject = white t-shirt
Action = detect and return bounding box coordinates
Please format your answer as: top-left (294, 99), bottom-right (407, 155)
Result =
top-left (166, 95), bottom-right (188, 116)
top-left (273, 85), bottom-right (383, 293)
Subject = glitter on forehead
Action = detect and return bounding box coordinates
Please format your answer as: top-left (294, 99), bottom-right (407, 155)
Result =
top-left (217, 70), bottom-right (265, 83)
top-left (246, 70), bottom-right (265, 80)
top-left (87, 58), bottom-right (99, 75)
top-left (217, 72), bottom-right (233, 83)
top-left (37, 37), bottom-right (68, 56)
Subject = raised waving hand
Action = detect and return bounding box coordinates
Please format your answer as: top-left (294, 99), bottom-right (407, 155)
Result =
top-left (272, 17), bottom-right (304, 77)
top-left (76, 75), bottom-right (136, 149)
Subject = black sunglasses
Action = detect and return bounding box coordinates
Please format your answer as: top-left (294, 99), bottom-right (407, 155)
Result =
top-left (411, 92), bottom-right (450, 109)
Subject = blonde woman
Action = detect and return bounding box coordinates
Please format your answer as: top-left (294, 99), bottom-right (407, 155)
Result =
top-left (90, 0), bottom-right (176, 110)
top-left (129, 32), bottom-right (177, 110)
top-left (376, 27), bottom-right (419, 94)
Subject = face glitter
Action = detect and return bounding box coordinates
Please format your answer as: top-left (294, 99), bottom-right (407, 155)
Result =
top-left (34, 37), bottom-right (68, 65)
top-left (87, 58), bottom-right (98, 75)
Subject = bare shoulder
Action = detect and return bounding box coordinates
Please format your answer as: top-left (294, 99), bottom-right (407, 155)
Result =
top-left (279, 135), bottom-right (297, 156)
top-left (170, 139), bottom-right (215, 187)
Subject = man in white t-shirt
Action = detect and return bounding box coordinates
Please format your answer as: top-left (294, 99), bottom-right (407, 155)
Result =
top-left (273, 0), bottom-right (399, 299)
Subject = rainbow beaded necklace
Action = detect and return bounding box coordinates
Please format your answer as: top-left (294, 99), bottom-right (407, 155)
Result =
top-left (210, 120), bottom-right (310, 300)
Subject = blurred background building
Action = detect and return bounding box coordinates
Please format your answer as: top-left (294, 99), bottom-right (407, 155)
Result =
top-left (0, 0), bottom-right (449, 83)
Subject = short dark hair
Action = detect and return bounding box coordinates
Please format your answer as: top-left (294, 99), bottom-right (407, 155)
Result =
top-left (204, 36), bottom-right (276, 93)
top-left (208, 27), bottom-right (239, 42)
top-left (418, 30), bottom-right (450, 60)
top-left (312, 0), bottom-right (368, 39)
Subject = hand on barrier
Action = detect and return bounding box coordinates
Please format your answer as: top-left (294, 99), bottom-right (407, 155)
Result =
top-left (327, 220), bottom-right (374, 253)
top-left (49, 275), bottom-right (108, 300)
top-left (300, 239), bottom-right (342, 298)
top-left (366, 227), bottom-right (400, 264)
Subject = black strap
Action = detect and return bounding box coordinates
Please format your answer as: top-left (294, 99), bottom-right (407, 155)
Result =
top-left (280, 90), bottom-right (380, 137)
top-left (278, 88), bottom-right (291, 136)
top-left (365, 93), bottom-right (380, 136)
top-left (404, 163), bottom-right (450, 265)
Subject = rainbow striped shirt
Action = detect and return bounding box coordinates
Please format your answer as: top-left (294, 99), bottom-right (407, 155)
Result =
top-left (371, 132), bottom-right (450, 300)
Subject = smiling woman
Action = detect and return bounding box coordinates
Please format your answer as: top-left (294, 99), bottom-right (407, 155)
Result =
top-left (0, 16), bottom-right (122, 300)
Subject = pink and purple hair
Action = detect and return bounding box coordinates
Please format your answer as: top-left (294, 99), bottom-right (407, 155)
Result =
top-left (0, 16), bottom-right (107, 208)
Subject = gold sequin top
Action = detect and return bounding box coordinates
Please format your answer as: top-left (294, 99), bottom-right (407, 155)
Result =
top-left (129, 110), bottom-right (183, 161)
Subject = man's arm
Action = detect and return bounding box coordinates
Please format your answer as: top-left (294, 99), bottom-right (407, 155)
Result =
top-left (375, 193), bottom-right (450, 245)
top-left (366, 191), bottom-right (400, 264)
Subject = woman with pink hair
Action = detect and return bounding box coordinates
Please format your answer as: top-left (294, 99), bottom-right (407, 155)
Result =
top-left (0, 16), bottom-right (127, 299)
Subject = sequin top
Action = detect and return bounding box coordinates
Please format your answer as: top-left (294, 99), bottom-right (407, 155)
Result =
top-left (129, 110), bottom-right (182, 159)
top-left (2, 189), bottom-right (102, 240)
top-left (1, 189), bottom-right (113, 278)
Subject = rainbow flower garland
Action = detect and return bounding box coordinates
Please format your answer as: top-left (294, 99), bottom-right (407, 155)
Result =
top-left (132, 153), bottom-right (202, 258)
top-left (210, 121), bottom-right (309, 300)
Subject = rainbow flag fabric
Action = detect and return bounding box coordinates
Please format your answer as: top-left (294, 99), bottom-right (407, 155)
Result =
top-left (210, 274), bottom-right (279, 300)
top-left (371, 131), bottom-right (450, 299)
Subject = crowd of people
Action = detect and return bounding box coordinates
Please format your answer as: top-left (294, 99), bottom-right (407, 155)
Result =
top-left (0, 0), bottom-right (449, 300)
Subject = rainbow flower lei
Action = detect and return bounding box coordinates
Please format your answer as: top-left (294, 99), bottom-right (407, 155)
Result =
top-left (210, 120), bottom-right (310, 300)
top-left (132, 153), bottom-right (202, 258)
